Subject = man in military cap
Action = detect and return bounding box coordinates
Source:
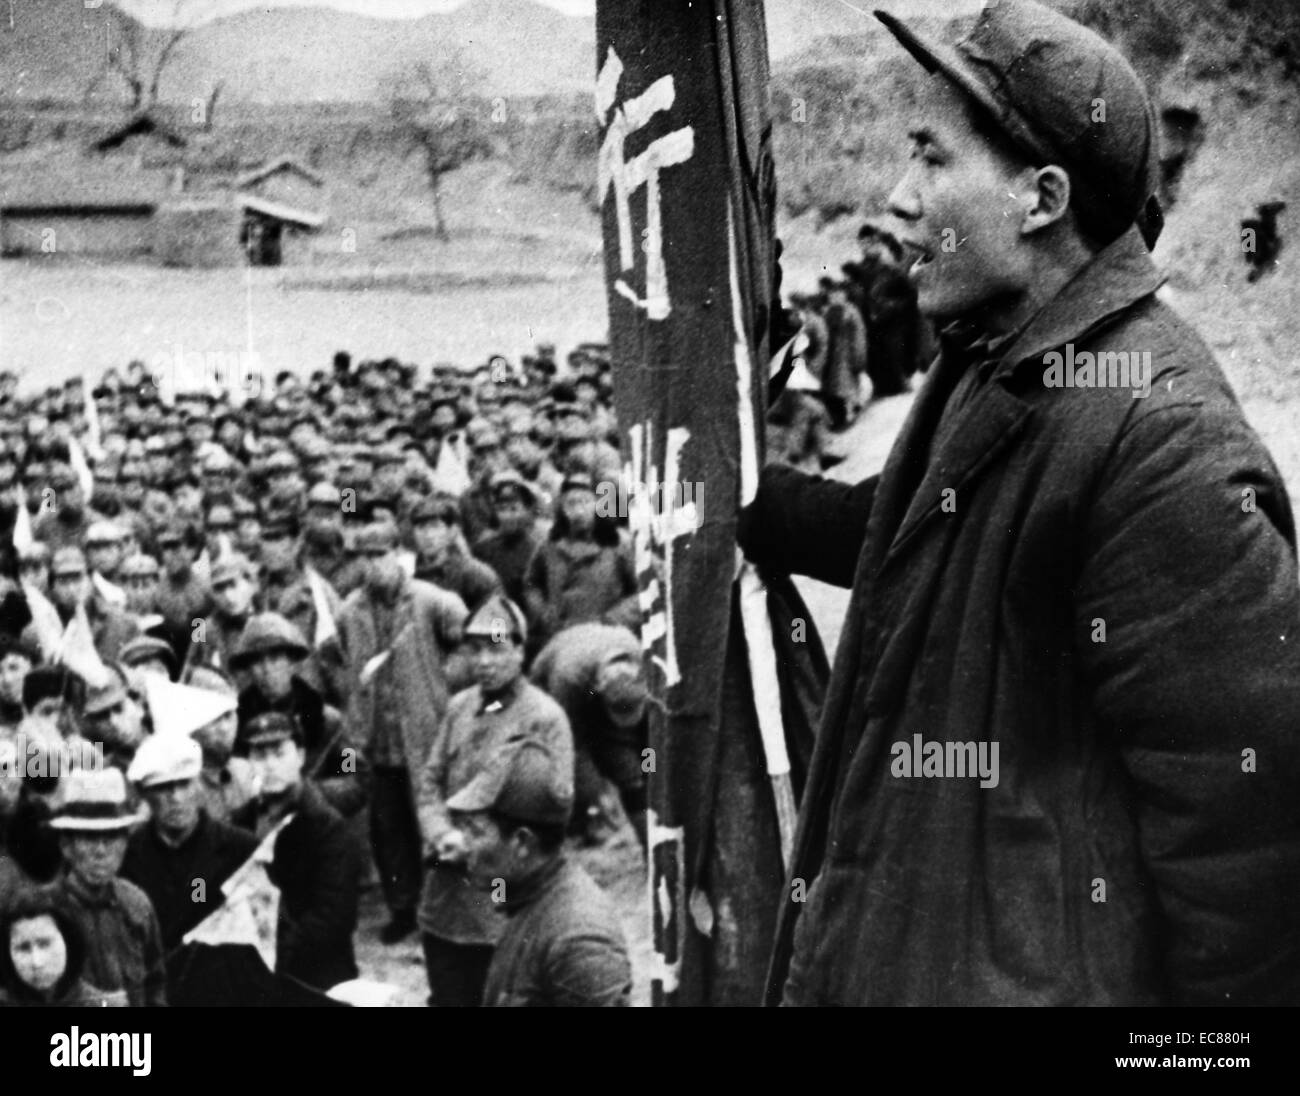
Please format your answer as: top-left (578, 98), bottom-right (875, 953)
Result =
top-left (472, 473), bottom-right (543, 608)
top-left (48, 546), bottom-right (139, 663)
top-left (411, 495), bottom-right (501, 613)
top-left (122, 732), bottom-right (258, 1004)
top-left (451, 739), bottom-right (631, 1007)
top-left (154, 523), bottom-right (213, 638)
top-left (416, 594), bottom-right (572, 1006)
top-left (81, 668), bottom-right (147, 772)
top-left (337, 520), bottom-right (469, 944)
top-left (232, 711), bottom-right (361, 992)
top-left (262, 449), bottom-right (306, 526)
top-left (742, 0), bottom-right (1300, 1006)
top-left (258, 512), bottom-right (342, 669)
top-left (48, 767), bottom-right (167, 1006)
top-left (202, 553), bottom-right (261, 675)
top-left (231, 612), bottom-right (368, 818)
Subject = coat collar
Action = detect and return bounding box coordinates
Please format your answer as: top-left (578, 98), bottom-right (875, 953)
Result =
top-left (877, 226), bottom-right (1164, 566)
top-left (996, 225), bottom-right (1166, 379)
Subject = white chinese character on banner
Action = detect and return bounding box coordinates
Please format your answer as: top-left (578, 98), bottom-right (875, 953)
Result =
top-left (597, 46), bottom-right (696, 321)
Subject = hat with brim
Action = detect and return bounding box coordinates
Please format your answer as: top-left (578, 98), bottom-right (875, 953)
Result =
top-left (229, 613), bottom-right (310, 671)
top-left (874, 1), bottom-right (1162, 250)
top-left (446, 739), bottom-right (573, 828)
top-left (49, 768), bottom-right (145, 832)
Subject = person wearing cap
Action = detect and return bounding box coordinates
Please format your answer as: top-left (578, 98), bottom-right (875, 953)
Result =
top-left (415, 594), bottom-right (573, 1006)
top-left (48, 767), bottom-right (167, 1006)
top-left (47, 546), bottom-right (140, 664)
top-left (337, 520), bottom-right (470, 945)
top-left (231, 497), bottom-right (263, 563)
top-left (118, 552), bottom-right (161, 620)
top-left (154, 523), bottom-right (213, 642)
top-left (84, 520), bottom-right (129, 609)
top-left (411, 495), bottom-right (502, 614)
top-left (531, 622), bottom-right (649, 849)
top-left (258, 513), bottom-right (343, 687)
top-left (472, 473), bottom-right (544, 609)
top-left (183, 665), bottom-right (257, 825)
top-left (741, 0), bottom-right (1300, 1007)
top-left (81, 666), bottom-right (147, 773)
top-left (522, 474), bottom-right (638, 655)
top-left (201, 552), bottom-right (261, 676)
top-left (846, 218), bottom-right (929, 394)
top-left (447, 740), bottom-right (630, 1007)
top-left (119, 634), bottom-right (178, 681)
top-left (231, 711), bottom-right (361, 992)
top-left (120, 732), bottom-right (257, 1004)
top-left (232, 613), bottom-right (368, 819)
top-left (17, 540), bottom-right (51, 598)
top-left (31, 462), bottom-right (102, 554)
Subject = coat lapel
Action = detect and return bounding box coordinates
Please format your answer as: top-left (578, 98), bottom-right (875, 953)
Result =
top-left (883, 380), bottom-right (1032, 566)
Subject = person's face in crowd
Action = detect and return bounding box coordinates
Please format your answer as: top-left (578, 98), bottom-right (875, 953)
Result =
top-left (574, 380), bottom-right (599, 410)
top-left (85, 536), bottom-right (124, 579)
top-left (61, 831), bottom-right (129, 889)
top-left (28, 696), bottom-right (64, 724)
top-left (158, 536), bottom-right (191, 579)
top-left (473, 442), bottom-right (509, 477)
top-left (248, 650), bottom-right (296, 703)
top-left (86, 693), bottom-right (146, 756)
top-left (431, 406), bottom-right (457, 435)
top-left (146, 451), bottom-right (170, 483)
top-left (374, 461), bottom-right (404, 496)
top-left (216, 421), bottom-right (242, 452)
top-left (117, 469), bottom-right (145, 507)
top-left (191, 710), bottom-right (238, 766)
top-left (50, 474), bottom-right (84, 515)
top-left (212, 572), bottom-right (255, 618)
top-left (306, 498), bottom-right (341, 531)
top-left (50, 569), bottom-right (90, 613)
top-left (185, 420), bottom-right (214, 448)
top-left (260, 530), bottom-right (296, 573)
top-left (885, 74), bottom-right (1036, 323)
top-left (363, 543), bottom-right (405, 595)
top-left (458, 810), bottom-right (521, 890)
top-left (235, 515), bottom-right (262, 557)
top-left (8, 915), bottom-right (68, 995)
top-left (248, 737), bottom-right (304, 798)
top-left (493, 497), bottom-right (531, 537)
top-left (560, 486), bottom-right (597, 536)
top-left (0, 653), bottom-right (32, 707)
top-left (206, 508), bottom-right (236, 553)
top-left (412, 517), bottom-right (455, 561)
top-left (143, 777), bottom-right (203, 842)
top-left (0, 457), bottom-right (16, 490)
top-left (505, 434), bottom-right (541, 472)
top-left (468, 633), bottom-right (524, 695)
top-left (122, 570), bottom-right (159, 615)
top-left (0, 739), bottom-right (22, 817)
top-left (267, 468), bottom-right (301, 502)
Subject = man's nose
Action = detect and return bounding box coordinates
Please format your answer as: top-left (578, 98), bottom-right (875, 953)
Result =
top-left (885, 165), bottom-right (922, 225)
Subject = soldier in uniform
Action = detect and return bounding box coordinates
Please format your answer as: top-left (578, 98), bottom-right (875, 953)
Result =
top-left (415, 595), bottom-right (572, 1007)
top-left (232, 711), bottom-right (361, 994)
top-left (451, 740), bottom-right (632, 1007)
top-left (411, 495), bottom-right (502, 613)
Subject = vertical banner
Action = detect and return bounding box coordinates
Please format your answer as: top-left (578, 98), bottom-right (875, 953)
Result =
top-left (597, 0), bottom-right (794, 1005)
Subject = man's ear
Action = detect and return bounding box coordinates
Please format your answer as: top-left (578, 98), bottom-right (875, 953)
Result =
top-left (1020, 165), bottom-right (1072, 236)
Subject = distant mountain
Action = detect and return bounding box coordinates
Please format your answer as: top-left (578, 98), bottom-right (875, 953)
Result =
top-left (0, 0), bottom-right (944, 107)
top-left (0, 0), bottom-right (597, 104)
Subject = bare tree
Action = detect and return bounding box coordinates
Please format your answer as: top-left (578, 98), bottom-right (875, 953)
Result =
top-left (387, 59), bottom-right (491, 242)
top-left (103, 1), bottom-right (198, 112)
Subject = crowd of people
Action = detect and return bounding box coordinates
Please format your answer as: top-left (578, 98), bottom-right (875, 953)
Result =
top-left (766, 219), bottom-right (933, 473)
top-left (0, 342), bottom-right (655, 1008)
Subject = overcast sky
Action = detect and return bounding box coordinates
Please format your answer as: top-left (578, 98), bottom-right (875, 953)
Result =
top-left (117, 0), bottom-right (975, 27)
